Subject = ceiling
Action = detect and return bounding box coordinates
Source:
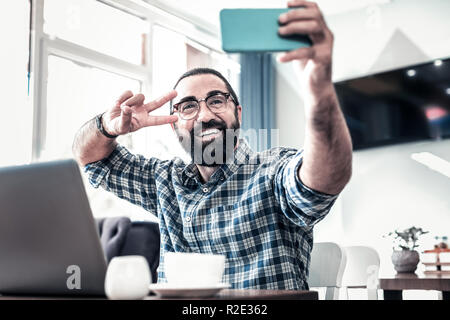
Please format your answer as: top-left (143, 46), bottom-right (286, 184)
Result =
top-left (144, 0), bottom-right (392, 30)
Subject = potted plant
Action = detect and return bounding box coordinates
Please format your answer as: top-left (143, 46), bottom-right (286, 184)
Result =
top-left (384, 226), bottom-right (429, 273)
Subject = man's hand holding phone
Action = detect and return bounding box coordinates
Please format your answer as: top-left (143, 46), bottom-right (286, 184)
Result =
top-left (277, 0), bottom-right (334, 99)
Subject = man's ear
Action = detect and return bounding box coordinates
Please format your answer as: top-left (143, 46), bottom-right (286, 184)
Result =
top-left (237, 105), bottom-right (242, 125)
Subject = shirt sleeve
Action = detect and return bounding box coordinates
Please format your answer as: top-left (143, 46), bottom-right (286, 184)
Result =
top-left (272, 149), bottom-right (339, 227)
top-left (84, 145), bottom-right (160, 214)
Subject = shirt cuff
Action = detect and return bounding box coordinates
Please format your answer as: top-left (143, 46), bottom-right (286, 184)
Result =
top-left (83, 145), bottom-right (130, 188)
top-left (284, 151), bottom-right (339, 204)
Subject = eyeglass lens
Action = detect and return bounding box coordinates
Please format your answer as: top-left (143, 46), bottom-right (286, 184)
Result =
top-left (178, 94), bottom-right (228, 119)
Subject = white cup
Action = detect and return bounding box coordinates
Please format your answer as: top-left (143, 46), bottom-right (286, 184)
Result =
top-left (164, 252), bottom-right (225, 287)
top-left (104, 255), bottom-right (151, 300)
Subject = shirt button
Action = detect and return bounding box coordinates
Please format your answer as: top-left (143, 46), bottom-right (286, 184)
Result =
top-left (202, 187), bottom-right (209, 193)
top-left (185, 216), bottom-right (191, 222)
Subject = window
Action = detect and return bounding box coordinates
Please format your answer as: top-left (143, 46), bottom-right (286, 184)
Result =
top-left (42, 55), bottom-right (141, 161)
top-left (30, 0), bottom-right (240, 220)
top-left (43, 0), bottom-right (148, 65)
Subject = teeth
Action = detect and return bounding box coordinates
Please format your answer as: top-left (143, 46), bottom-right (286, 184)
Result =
top-left (200, 129), bottom-right (220, 137)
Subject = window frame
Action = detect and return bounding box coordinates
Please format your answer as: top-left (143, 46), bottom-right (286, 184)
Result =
top-left (30, 0), bottom-right (236, 161)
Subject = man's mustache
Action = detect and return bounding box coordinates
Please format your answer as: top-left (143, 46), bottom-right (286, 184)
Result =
top-left (192, 119), bottom-right (227, 136)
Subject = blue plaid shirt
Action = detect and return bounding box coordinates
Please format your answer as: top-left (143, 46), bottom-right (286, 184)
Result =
top-left (85, 138), bottom-right (338, 290)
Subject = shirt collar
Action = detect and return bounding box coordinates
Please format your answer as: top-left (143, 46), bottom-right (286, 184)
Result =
top-left (179, 138), bottom-right (255, 186)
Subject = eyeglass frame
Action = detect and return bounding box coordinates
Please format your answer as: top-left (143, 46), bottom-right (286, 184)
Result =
top-left (170, 91), bottom-right (237, 119)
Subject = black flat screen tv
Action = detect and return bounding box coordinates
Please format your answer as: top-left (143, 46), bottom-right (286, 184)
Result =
top-left (335, 57), bottom-right (450, 150)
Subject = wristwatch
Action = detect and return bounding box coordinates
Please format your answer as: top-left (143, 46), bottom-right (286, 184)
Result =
top-left (95, 113), bottom-right (118, 139)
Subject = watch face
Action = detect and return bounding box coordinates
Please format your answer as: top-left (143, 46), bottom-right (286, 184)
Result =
top-left (96, 114), bottom-right (102, 130)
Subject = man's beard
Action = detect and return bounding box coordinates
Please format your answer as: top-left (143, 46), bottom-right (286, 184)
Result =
top-left (175, 114), bottom-right (240, 167)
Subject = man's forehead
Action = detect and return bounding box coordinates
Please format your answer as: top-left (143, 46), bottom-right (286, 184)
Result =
top-left (175, 74), bottom-right (228, 98)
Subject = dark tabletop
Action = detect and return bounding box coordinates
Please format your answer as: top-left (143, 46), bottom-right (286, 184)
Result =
top-left (0, 289), bottom-right (319, 300)
top-left (146, 289), bottom-right (319, 300)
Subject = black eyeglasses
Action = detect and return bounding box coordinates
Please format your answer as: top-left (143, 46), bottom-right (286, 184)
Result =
top-left (171, 91), bottom-right (236, 120)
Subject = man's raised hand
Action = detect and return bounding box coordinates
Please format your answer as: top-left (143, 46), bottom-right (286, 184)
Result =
top-left (102, 90), bottom-right (178, 136)
top-left (277, 0), bottom-right (334, 95)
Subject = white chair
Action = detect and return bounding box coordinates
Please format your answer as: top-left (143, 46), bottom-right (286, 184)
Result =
top-left (341, 246), bottom-right (380, 300)
top-left (308, 242), bottom-right (347, 300)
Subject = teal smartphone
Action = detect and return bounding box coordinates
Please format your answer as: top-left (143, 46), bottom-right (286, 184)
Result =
top-left (219, 8), bottom-right (312, 53)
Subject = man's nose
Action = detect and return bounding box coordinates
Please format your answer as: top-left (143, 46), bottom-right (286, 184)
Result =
top-left (196, 100), bottom-right (216, 123)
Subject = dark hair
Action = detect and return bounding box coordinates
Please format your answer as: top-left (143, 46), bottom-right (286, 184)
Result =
top-left (170, 68), bottom-right (240, 113)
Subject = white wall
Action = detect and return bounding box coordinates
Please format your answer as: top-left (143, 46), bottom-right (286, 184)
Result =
top-left (276, 0), bottom-right (450, 142)
top-left (274, 0), bottom-right (450, 298)
top-left (0, 1), bottom-right (32, 166)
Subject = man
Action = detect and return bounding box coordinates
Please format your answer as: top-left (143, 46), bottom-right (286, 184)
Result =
top-left (73, 0), bottom-right (352, 290)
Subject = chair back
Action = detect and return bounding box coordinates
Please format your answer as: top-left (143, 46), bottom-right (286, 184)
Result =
top-left (341, 246), bottom-right (380, 299)
top-left (308, 242), bottom-right (347, 300)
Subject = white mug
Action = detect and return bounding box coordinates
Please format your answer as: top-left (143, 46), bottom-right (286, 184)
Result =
top-left (164, 252), bottom-right (225, 287)
top-left (104, 255), bottom-right (151, 300)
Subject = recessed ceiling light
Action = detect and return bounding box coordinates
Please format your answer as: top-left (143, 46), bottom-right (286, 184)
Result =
top-left (434, 59), bottom-right (443, 67)
top-left (407, 69), bottom-right (416, 77)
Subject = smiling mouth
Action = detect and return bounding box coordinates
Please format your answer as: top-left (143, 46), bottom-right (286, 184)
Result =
top-left (198, 128), bottom-right (222, 137)
top-left (194, 127), bottom-right (226, 140)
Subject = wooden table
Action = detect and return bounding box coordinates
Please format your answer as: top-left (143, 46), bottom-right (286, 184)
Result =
top-left (0, 289), bottom-right (318, 300)
top-left (379, 273), bottom-right (450, 300)
top-left (146, 289), bottom-right (318, 300)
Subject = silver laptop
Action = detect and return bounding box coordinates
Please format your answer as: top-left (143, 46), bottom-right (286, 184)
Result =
top-left (0, 159), bottom-right (107, 296)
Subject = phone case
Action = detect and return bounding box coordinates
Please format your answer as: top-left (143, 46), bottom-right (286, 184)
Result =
top-left (220, 8), bottom-right (312, 53)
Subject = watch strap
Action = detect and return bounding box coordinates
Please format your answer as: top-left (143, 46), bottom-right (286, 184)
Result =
top-left (95, 113), bottom-right (118, 139)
